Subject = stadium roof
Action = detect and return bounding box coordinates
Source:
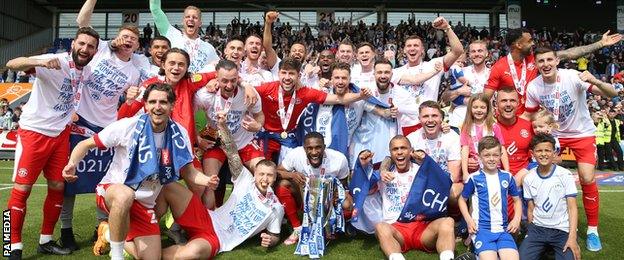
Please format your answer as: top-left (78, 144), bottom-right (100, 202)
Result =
top-left (36, 0), bottom-right (507, 12)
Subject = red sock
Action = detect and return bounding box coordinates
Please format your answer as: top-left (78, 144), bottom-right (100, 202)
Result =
top-left (41, 188), bottom-right (64, 235)
top-left (7, 188), bottom-right (30, 243)
top-left (581, 182), bottom-right (600, 227)
top-left (276, 186), bottom-right (301, 228)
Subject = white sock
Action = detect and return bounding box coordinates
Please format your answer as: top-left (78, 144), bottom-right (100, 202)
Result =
top-left (389, 253), bottom-right (406, 260)
top-left (587, 226), bottom-right (598, 235)
top-left (39, 234), bottom-right (53, 244)
top-left (11, 243), bottom-right (23, 250)
top-left (110, 241), bottom-right (125, 259)
top-left (439, 250), bottom-right (454, 260)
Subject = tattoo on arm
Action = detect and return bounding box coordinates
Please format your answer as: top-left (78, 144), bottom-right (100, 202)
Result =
top-left (557, 42), bottom-right (602, 61)
top-left (218, 124), bottom-right (244, 178)
top-left (380, 156), bottom-right (392, 171)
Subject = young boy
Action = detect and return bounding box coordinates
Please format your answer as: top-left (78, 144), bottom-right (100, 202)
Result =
top-left (458, 136), bottom-right (522, 260)
top-left (519, 133), bottom-right (581, 260)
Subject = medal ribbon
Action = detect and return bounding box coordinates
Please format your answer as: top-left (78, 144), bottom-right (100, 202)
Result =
top-left (507, 53), bottom-right (527, 96)
top-left (278, 87), bottom-right (297, 133)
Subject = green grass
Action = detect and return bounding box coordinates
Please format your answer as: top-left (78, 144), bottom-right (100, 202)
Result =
top-left (1, 160), bottom-right (623, 259)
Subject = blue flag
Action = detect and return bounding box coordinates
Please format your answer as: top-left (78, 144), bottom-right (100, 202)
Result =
top-left (348, 156), bottom-right (382, 233)
top-left (65, 115), bottom-right (114, 195)
top-left (125, 114), bottom-right (193, 188)
top-left (397, 155), bottom-right (452, 222)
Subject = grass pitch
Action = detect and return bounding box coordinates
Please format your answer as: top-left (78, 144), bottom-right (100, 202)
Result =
top-left (1, 160), bottom-right (623, 259)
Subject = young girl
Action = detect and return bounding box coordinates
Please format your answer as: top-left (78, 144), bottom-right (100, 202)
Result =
top-left (460, 93), bottom-right (510, 181)
top-left (527, 109), bottom-right (561, 170)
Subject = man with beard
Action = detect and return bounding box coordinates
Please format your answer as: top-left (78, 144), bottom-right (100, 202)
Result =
top-left (444, 40), bottom-right (491, 131)
top-left (256, 58), bottom-right (372, 163)
top-left (263, 11), bottom-right (317, 86)
top-left (316, 49), bottom-right (336, 89)
top-left (484, 28), bottom-right (622, 114)
top-left (150, 0), bottom-right (219, 72)
top-left (195, 60), bottom-right (265, 208)
top-left (524, 47), bottom-right (617, 251)
top-left (60, 2), bottom-right (147, 250)
top-left (277, 132), bottom-right (351, 244)
top-left (390, 17), bottom-right (464, 136)
top-left (146, 36), bottom-right (170, 77)
top-left (240, 34), bottom-right (275, 86)
top-left (5, 27), bottom-right (100, 258)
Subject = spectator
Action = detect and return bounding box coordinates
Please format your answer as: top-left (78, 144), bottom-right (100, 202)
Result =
top-left (12, 106), bottom-right (21, 130)
top-left (143, 23), bottom-right (153, 40)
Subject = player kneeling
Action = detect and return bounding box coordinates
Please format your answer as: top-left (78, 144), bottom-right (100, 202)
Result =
top-left (157, 111), bottom-right (284, 258)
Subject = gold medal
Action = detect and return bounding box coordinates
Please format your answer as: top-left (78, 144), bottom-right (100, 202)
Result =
top-left (281, 131), bottom-right (288, 139)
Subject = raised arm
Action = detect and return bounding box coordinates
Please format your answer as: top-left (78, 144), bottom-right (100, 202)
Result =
top-left (216, 112), bottom-right (244, 179)
top-left (149, 0), bottom-right (172, 36)
top-left (263, 11), bottom-right (279, 69)
top-left (582, 70), bottom-right (618, 98)
top-left (558, 30), bottom-right (622, 61)
top-left (398, 61), bottom-right (443, 85)
top-left (432, 17), bottom-right (464, 69)
top-left (76, 0), bottom-right (97, 28)
top-left (6, 56), bottom-right (60, 72)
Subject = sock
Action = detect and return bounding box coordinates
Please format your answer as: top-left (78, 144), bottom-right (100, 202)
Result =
top-left (276, 186), bottom-right (302, 227)
top-left (10, 243), bottom-right (23, 251)
top-left (39, 234), bottom-right (53, 244)
top-left (60, 194), bottom-right (76, 229)
top-left (439, 250), bottom-right (454, 260)
top-left (389, 253), bottom-right (405, 260)
top-left (587, 226), bottom-right (599, 235)
top-left (581, 181), bottom-right (600, 227)
top-left (41, 188), bottom-right (64, 235)
top-left (110, 241), bottom-right (125, 259)
top-left (7, 188), bottom-right (30, 244)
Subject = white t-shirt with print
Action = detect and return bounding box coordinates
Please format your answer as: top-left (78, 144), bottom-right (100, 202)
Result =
top-left (194, 86), bottom-right (262, 149)
top-left (79, 40), bottom-right (141, 127)
top-left (525, 69), bottom-right (595, 138)
top-left (165, 25), bottom-right (219, 73)
top-left (280, 146), bottom-right (349, 180)
top-left (94, 116), bottom-right (193, 208)
top-left (523, 165), bottom-right (577, 232)
top-left (210, 168), bottom-right (284, 252)
top-left (406, 128), bottom-right (461, 173)
top-left (391, 57), bottom-right (445, 127)
top-left (379, 163), bottom-right (420, 223)
top-left (19, 53), bottom-right (77, 137)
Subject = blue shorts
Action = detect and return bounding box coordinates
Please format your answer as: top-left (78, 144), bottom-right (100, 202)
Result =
top-left (519, 223), bottom-right (574, 260)
top-left (472, 229), bottom-right (517, 254)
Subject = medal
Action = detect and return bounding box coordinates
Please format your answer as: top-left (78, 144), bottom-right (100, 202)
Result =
top-left (281, 131), bottom-right (288, 139)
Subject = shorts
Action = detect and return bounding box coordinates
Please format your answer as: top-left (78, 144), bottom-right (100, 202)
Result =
top-left (519, 223), bottom-right (574, 260)
top-left (95, 184), bottom-right (160, 241)
top-left (176, 194), bottom-right (220, 257)
top-left (401, 124), bottom-right (422, 137)
top-left (392, 221), bottom-right (433, 253)
top-left (13, 127), bottom-right (70, 184)
top-left (559, 136), bottom-right (597, 165)
top-left (472, 229), bottom-right (517, 255)
top-left (202, 140), bottom-right (263, 164)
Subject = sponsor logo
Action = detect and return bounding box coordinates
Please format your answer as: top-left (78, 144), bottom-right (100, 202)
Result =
top-left (17, 168), bottom-right (27, 178)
